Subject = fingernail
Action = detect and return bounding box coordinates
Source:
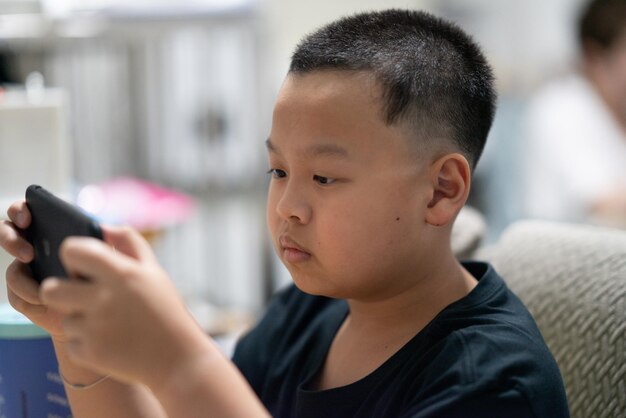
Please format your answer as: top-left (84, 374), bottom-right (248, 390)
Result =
top-left (41, 277), bottom-right (58, 287)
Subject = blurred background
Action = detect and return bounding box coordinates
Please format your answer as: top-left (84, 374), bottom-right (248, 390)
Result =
top-left (0, 0), bottom-right (610, 325)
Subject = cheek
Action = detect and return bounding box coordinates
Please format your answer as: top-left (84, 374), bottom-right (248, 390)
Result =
top-left (317, 198), bottom-right (417, 263)
top-left (316, 209), bottom-right (421, 298)
top-left (266, 187), bottom-right (280, 235)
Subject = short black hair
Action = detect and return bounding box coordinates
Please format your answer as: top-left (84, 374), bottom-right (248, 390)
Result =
top-left (289, 9), bottom-right (496, 170)
top-left (579, 0), bottom-right (626, 50)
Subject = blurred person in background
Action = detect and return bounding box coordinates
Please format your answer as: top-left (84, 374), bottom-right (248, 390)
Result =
top-left (523, 0), bottom-right (626, 226)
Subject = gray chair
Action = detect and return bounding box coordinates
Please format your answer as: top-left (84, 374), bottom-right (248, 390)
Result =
top-left (451, 205), bottom-right (487, 259)
top-left (476, 220), bottom-right (626, 418)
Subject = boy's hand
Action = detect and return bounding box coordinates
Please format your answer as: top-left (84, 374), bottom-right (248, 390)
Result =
top-left (1, 201), bottom-right (67, 339)
top-left (39, 226), bottom-right (213, 389)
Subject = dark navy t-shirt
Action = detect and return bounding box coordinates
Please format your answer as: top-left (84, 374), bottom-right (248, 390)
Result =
top-left (232, 262), bottom-right (570, 417)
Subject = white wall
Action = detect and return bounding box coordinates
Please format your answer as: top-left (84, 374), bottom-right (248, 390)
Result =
top-left (259, 0), bottom-right (426, 89)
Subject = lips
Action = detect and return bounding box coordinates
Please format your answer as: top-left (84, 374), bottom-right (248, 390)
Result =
top-left (279, 235), bottom-right (308, 252)
top-left (279, 235), bottom-right (311, 263)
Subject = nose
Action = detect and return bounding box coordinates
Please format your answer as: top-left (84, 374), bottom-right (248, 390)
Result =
top-left (274, 182), bottom-right (312, 224)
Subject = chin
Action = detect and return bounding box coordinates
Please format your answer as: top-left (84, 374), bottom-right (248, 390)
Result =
top-left (291, 275), bottom-right (323, 296)
top-left (289, 272), bottom-right (338, 298)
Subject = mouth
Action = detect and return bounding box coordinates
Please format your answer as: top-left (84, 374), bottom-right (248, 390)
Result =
top-left (279, 235), bottom-right (312, 263)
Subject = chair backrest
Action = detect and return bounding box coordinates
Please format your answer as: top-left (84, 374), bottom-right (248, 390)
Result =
top-left (477, 220), bottom-right (626, 418)
top-left (451, 205), bottom-right (487, 259)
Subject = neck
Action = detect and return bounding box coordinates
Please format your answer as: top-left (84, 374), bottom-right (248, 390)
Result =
top-left (344, 254), bottom-right (477, 337)
top-left (315, 247), bottom-right (478, 390)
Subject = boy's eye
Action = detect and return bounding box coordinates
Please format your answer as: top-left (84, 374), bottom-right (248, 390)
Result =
top-left (267, 168), bottom-right (287, 179)
top-left (313, 175), bottom-right (336, 185)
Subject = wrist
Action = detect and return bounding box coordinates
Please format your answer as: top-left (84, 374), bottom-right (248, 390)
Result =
top-left (148, 340), bottom-right (219, 399)
top-left (51, 337), bottom-right (107, 385)
top-left (59, 367), bottom-right (110, 390)
top-left (150, 341), bottom-right (270, 418)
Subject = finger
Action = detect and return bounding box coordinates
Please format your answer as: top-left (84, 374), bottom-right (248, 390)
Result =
top-left (102, 225), bottom-right (157, 263)
top-left (61, 315), bottom-right (97, 363)
top-left (6, 260), bottom-right (42, 305)
top-left (59, 236), bottom-right (136, 282)
top-left (7, 200), bottom-right (31, 229)
top-left (40, 278), bottom-right (95, 314)
top-left (7, 286), bottom-right (48, 318)
top-left (0, 220), bottom-right (33, 263)
top-left (61, 315), bottom-right (87, 356)
top-left (6, 266), bottom-right (61, 328)
top-left (63, 333), bottom-right (89, 367)
top-left (61, 313), bottom-right (85, 338)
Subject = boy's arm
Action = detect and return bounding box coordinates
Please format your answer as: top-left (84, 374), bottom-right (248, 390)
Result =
top-left (149, 341), bottom-right (270, 417)
top-left (56, 337), bottom-right (269, 418)
top-left (39, 227), bottom-right (270, 418)
top-left (48, 295), bottom-right (269, 418)
top-left (53, 338), bottom-right (168, 418)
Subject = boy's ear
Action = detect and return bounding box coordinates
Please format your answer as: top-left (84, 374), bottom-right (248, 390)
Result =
top-left (425, 153), bottom-right (471, 227)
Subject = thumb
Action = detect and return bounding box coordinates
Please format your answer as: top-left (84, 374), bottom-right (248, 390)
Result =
top-left (102, 226), bottom-right (157, 264)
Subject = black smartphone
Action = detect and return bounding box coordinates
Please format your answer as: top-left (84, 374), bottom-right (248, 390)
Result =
top-left (24, 185), bottom-right (103, 283)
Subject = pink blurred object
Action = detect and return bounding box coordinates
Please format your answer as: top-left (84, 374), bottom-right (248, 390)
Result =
top-left (77, 177), bottom-right (195, 231)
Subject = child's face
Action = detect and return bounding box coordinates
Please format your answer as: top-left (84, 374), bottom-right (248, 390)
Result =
top-left (266, 71), bottom-right (435, 300)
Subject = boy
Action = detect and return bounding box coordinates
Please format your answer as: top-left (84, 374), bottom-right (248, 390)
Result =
top-left (1, 9), bottom-right (569, 418)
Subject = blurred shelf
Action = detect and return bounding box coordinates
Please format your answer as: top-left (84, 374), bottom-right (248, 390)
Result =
top-left (0, 0), bottom-right (259, 45)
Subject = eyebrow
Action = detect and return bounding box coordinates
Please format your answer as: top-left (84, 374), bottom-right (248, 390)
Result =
top-left (265, 138), bottom-right (349, 159)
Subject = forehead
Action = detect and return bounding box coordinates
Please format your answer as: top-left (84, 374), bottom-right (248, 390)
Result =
top-left (270, 70), bottom-right (424, 161)
top-left (274, 70), bottom-right (383, 122)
